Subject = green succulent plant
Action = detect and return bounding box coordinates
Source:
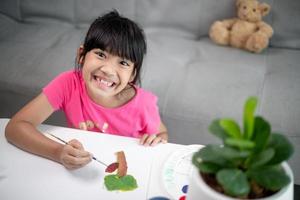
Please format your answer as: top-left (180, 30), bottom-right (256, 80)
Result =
top-left (192, 97), bottom-right (294, 198)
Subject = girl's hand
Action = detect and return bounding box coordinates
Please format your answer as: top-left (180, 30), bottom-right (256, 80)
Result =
top-left (139, 132), bottom-right (168, 146)
top-left (58, 139), bottom-right (92, 170)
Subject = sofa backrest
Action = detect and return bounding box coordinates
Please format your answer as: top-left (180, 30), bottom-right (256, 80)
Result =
top-left (0, 0), bottom-right (22, 21)
top-left (135, 0), bottom-right (235, 39)
top-left (0, 0), bottom-right (299, 49)
top-left (75, 0), bottom-right (136, 28)
top-left (269, 0), bottom-right (300, 49)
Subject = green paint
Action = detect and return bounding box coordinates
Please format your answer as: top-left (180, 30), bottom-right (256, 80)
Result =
top-left (104, 174), bottom-right (138, 191)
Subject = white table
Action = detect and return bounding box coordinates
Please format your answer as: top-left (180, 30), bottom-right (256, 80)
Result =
top-left (0, 118), bottom-right (202, 200)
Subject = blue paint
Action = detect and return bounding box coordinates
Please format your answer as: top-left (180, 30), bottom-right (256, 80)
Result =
top-left (182, 185), bottom-right (189, 193)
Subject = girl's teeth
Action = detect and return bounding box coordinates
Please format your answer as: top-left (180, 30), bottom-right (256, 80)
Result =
top-left (96, 77), bottom-right (113, 87)
top-left (100, 79), bottom-right (113, 86)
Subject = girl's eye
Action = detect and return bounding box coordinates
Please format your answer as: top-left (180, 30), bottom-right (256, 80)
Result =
top-left (120, 60), bottom-right (130, 67)
top-left (97, 52), bottom-right (106, 58)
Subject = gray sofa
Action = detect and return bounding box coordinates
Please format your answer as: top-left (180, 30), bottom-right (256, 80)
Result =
top-left (0, 0), bottom-right (299, 184)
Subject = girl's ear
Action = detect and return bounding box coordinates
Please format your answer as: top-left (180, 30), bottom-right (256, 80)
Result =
top-left (77, 45), bottom-right (84, 64)
top-left (129, 69), bottom-right (136, 83)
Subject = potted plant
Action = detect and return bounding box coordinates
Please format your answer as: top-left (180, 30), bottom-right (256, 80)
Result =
top-left (187, 97), bottom-right (294, 200)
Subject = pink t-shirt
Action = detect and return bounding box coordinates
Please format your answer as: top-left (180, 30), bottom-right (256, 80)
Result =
top-left (43, 70), bottom-right (161, 138)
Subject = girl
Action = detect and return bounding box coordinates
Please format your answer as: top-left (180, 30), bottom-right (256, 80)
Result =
top-left (5, 11), bottom-right (168, 170)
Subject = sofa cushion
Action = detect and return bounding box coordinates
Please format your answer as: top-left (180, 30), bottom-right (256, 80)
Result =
top-left (142, 31), bottom-right (267, 132)
top-left (260, 48), bottom-right (300, 184)
top-left (261, 48), bottom-right (300, 135)
top-left (0, 24), bottom-right (79, 94)
top-left (0, 14), bottom-right (21, 40)
top-left (141, 28), bottom-right (200, 99)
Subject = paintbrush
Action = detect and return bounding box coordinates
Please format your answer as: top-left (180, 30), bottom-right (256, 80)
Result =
top-left (47, 133), bottom-right (118, 172)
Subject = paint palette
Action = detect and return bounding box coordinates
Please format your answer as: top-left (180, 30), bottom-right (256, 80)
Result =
top-left (162, 145), bottom-right (202, 200)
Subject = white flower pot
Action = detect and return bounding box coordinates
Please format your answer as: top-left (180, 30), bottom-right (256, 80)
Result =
top-left (186, 162), bottom-right (294, 200)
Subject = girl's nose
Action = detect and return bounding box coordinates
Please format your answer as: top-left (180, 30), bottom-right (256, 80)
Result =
top-left (101, 60), bottom-right (117, 76)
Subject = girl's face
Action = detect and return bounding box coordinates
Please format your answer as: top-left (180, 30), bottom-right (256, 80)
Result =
top-left (79, 47), bottom-right (135, 104)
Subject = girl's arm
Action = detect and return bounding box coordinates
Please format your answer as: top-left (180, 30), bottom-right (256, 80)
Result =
top-left (139, 122), bottom-right (168, 146)
top-left (5, 93), bottom-right (92, 169)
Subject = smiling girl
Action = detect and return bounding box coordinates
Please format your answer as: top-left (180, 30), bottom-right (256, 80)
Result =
top-left (5, 10), bottom-right (168, 170)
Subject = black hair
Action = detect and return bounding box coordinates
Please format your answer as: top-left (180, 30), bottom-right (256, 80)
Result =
top-left (76, 10), bottom-right (147, 85)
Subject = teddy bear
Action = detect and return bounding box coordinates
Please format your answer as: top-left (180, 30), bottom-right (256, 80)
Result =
top-left (209, 0), bottom-right (273, 53)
